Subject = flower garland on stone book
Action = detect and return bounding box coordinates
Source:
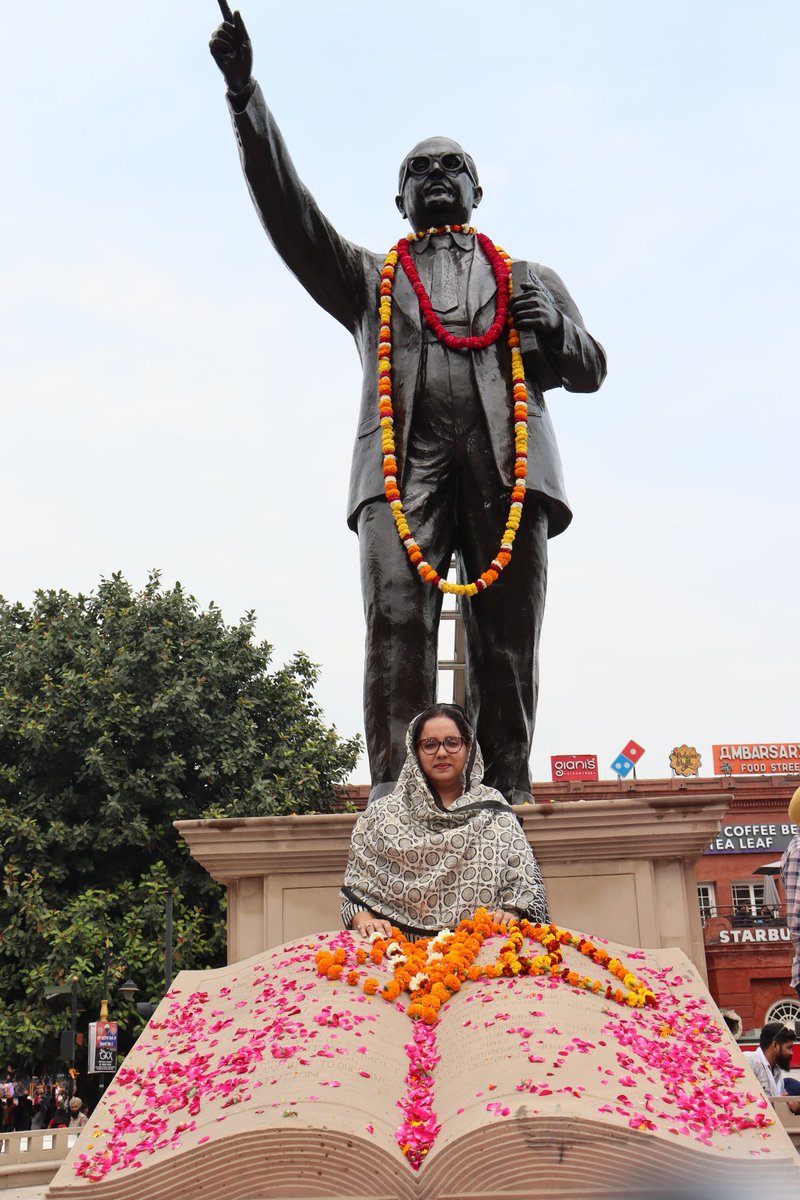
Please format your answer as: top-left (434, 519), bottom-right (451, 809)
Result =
top-left (378, 226), bottom-right (528, 597)
top-left (315, 910), bottom-right (657, 1024)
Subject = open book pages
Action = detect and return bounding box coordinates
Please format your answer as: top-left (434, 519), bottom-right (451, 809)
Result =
top-left (47, 927), bottom-right (800, 1200)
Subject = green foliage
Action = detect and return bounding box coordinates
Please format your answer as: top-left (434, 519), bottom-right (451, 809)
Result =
top-left (0, 571), bottom-right (361, 1067)
top-left (0, 862), bottom-right (216, 1062)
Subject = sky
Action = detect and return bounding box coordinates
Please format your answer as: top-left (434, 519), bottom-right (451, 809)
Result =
top-left (2, 1), bottom-right (798, 787)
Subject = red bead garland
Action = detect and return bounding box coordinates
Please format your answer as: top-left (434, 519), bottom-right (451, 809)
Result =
top-left (395, 229), bottom-right (510, 352)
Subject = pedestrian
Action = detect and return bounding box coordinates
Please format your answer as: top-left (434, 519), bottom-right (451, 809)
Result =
top-left (68, 1096), bottom-right (87, 1128)
top-left (780, 785), bottom-right (800, 1000)
top-left (13, 1091), bottom-right (32, 1131)
top-left (48, 1105), bottom-right (69, 1130)
top-left (743, 1022), bottom-right (800, 1113)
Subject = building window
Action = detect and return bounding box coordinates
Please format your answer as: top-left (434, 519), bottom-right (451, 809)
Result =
top-left (731, 882), bottom-right (765, 919)
top-left (765, 997), bottom-right (800, 1029)
top-left (697, 883), bottom-right (717, 921)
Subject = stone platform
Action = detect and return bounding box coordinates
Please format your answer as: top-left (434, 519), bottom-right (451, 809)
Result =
top-left (176, 791), bottom-right (729, 974)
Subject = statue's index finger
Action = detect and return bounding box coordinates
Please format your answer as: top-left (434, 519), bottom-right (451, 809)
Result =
top-left (217, 0), bottom-right (234, 20)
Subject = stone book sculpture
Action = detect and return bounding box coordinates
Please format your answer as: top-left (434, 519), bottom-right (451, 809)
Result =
top-left (46, 924), bottom-right (800, 1199)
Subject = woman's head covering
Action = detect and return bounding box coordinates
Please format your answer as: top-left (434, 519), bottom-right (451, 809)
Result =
top-left (342, 716), bottom-right (549, 935)
top-left (396, 710), bottom-right (483, 818)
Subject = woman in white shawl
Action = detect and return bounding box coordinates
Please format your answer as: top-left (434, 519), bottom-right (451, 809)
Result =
top-left (341, 704), bottom-right (549, 938)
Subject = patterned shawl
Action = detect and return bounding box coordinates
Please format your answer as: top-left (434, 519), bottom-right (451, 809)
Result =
top-left (341, 721), bottom-right (549, 935)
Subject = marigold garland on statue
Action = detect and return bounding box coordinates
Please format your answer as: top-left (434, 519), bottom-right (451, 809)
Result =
top-left (378, 226), bottom-right (528, 597)
top-left (315, 909), bottom-right (657, 1024)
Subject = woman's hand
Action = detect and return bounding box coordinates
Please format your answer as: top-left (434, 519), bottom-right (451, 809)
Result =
top-left (351, 911), bottom-right (394, 938)
top-left (487, 909), bottom-right (518, 928)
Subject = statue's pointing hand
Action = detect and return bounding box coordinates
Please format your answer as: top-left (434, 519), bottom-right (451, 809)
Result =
top-left (209, 0), bottom-right (253, 95)
top-left (510, 276), bottom-right (563, 336)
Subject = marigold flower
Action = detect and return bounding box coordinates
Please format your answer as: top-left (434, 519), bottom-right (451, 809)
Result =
top-left (316, 911), bottom-right (654, 1024)
top-left (377, 231), bottom-right (526, 596)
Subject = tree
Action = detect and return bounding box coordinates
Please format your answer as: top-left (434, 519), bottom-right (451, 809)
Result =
top-left (0, 572), bottom-right (361, 1068)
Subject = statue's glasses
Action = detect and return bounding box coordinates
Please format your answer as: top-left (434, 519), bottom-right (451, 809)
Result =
top-left (398, 152), bottom-right (478, 195)
top-left (417, 736), bottom-right (466, 755)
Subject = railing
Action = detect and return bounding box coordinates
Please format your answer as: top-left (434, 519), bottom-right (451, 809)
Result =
top-left (772, 1096), bottom-right (800, 1152)
top-left (700, 902), bottom-right (787, 927)
top-left (0, 1127), bottom-right (79, 1189)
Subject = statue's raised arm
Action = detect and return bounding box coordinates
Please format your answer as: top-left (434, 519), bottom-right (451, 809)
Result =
top-left (208, 4), bottom-right (368, 332)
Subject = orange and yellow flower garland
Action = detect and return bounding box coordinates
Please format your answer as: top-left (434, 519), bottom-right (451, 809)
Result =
top-left (378, 226), bottom-right (528, 597)
top-left (315, 909), bottom-right (657, 1024)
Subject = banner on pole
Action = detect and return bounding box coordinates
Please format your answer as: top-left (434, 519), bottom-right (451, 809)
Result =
top-left (88, 1020), bottom-right (118, 1074)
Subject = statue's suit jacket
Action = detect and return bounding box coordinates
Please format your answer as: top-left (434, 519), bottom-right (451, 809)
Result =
top-left (229, 84), bottom-right (607, 536)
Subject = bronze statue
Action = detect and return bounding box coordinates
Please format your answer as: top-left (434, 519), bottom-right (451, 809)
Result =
top-left (210, 3), bottom-right (606, 802)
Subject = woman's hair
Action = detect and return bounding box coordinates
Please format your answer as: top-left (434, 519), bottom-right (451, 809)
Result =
top-left (411, 703), bottom-right (473, 747)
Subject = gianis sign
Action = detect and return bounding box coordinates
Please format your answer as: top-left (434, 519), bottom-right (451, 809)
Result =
top-left (550, 755), bottom-right (599, 782)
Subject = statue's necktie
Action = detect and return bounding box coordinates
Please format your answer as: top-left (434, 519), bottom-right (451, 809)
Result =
top-left (430, 236), bottom-right (459, 315)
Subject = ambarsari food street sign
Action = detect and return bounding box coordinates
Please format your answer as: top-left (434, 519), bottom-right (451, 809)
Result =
top-left (712, 742), bottom-right (800, 776)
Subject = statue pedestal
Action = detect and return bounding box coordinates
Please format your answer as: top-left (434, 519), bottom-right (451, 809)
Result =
top-left (176, 791), bottom-right (728, 978)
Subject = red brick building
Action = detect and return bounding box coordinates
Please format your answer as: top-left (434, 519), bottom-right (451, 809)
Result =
top-left (690, 774), bottom-right (799, 1039)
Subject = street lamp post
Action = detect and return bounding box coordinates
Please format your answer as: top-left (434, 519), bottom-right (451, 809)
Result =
top-left (95, 946), bottom-right (140, 1100)
top-left (69, 976), bottom-right (78, 1100)
top-left (95, 894), bottom-right (173, 1090)
top-left (99, 944), bottom-right (140, 1019)
top-left (135, 892), bottom-right (175, 1021)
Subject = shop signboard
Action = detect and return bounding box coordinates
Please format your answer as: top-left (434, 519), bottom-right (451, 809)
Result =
top-left (705, 822), bottom-right (798, 855)
top-left (712, 743), bottom-right (800, 777)
top-left (610, 739), bottom-right (645, 779)
top-left (550, 754), bottom-right (598, 782)
top-left (717, 926), bottom-right (792, 945)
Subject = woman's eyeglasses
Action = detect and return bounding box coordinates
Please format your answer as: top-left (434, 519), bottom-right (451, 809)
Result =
top-left (417, 736), bottom-right (466, 755)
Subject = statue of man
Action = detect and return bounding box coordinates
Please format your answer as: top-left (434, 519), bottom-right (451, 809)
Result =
top-left (210, 5), bottom-right (606, 802)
